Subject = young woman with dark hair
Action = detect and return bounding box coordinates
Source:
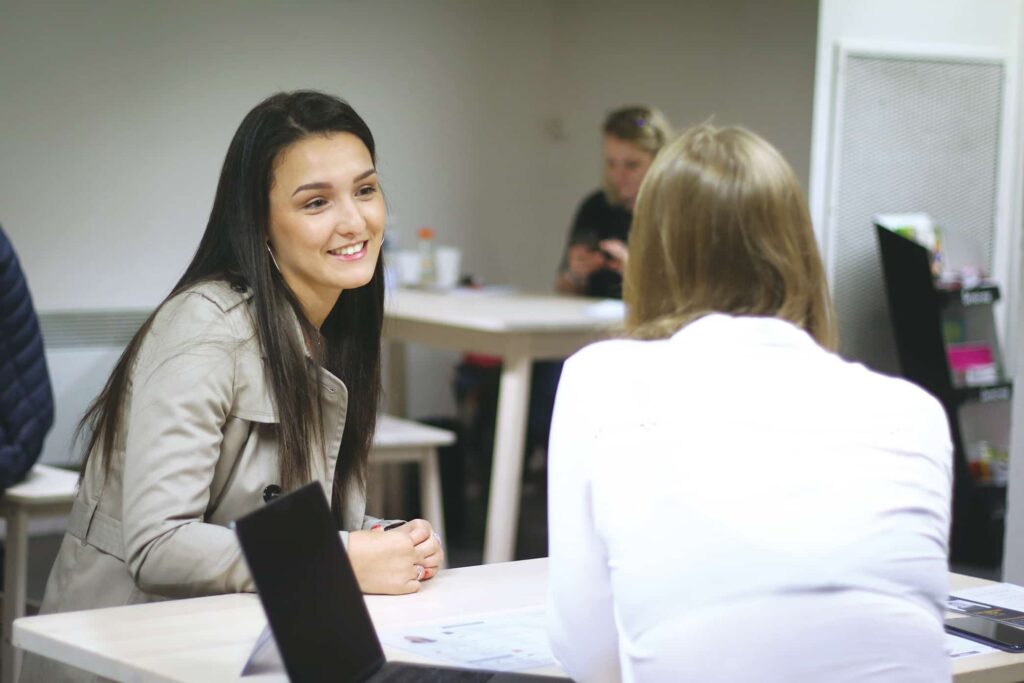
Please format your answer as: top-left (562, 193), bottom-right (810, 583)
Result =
top-left (24, 90), bottom-right (442, 683)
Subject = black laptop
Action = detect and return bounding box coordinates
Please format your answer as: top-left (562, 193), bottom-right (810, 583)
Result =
top-left (234, 482), bottom-right (563, 682)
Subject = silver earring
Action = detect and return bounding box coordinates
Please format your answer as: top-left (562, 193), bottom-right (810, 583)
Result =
top-left (266, 242), bottom-right (282, 273)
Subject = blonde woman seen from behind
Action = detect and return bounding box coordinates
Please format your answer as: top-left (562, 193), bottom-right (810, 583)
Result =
top-left (546, 125), bottom-right (952, 682)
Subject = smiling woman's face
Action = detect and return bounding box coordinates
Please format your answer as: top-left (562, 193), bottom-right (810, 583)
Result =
top-left (267, 132), bottom-right (385, 324)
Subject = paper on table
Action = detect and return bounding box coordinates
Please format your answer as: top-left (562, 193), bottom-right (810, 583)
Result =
top-left (241, 625), bottom-right (283, 676)
top-left (952, 583), bottom-right (1024, 612)
top-left (379, 608), bottom-right (554, 672)
top-left (947, 632), bottom-right (998, 659)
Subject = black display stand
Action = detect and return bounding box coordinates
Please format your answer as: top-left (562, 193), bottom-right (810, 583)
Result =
top-left (876, 224), bottom-right (1011, 568)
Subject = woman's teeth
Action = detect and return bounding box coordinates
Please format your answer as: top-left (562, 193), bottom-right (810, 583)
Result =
top-left (329, 242), bottom-right (365, 256)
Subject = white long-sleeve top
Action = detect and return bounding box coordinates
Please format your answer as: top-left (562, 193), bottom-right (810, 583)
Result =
top-left (547, 314), bottom-right (953, 683)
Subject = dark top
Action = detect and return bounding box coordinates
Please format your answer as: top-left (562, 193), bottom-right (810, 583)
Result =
top-left (0, 225), bottom-right (54, 490)
top-left (562, 190), bottom-right (632, 299)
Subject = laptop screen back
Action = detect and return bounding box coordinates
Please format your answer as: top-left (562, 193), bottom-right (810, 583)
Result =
top-left (235, 482), bottom-right (385, 683)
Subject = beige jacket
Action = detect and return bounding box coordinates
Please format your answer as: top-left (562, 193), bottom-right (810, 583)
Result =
top-left (22, 280), bottom-right (384, 682)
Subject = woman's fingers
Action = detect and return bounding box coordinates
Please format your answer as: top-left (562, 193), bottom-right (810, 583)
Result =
top-left (350, 521), bottom-right (443, 590)
top-left (418, 547), bottom-right (443, 568)
top-left (403, 519), bottom-right (433, 545)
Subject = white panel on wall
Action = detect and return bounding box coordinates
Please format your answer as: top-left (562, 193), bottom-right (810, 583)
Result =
top-left (38, 310), bottom-right (150, 466)
top-left (826, 46), bottom-right (1005, 372)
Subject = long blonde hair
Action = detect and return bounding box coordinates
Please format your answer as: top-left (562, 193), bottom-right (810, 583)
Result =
top-left (624, 124), bottom-right (837, 350)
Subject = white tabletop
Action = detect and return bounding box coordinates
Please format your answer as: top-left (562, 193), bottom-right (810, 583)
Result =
top-left (0, 465), bottom-right (78, 506)
top-left (15, 564), bottom-right (1023, 683)
top-left (373, 414), bottom-right (455, 449)
top-left (14, 559), bottom-right (554, 683)
top-left (382, 288), bottom-right (624, 563)
top-left (384, 287), bottom-right (624, 334)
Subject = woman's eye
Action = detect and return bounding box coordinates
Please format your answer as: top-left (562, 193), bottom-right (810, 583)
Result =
top-left (357, 184), bottom-right (379, 198)
top-left (303, 198), bottom-right (328, 210)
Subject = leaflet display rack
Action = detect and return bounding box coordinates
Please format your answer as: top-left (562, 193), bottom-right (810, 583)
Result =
top-left (876, 224), bottom-right (1011, 568)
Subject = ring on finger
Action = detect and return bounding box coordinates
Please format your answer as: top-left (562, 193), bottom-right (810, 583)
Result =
top-left (432, 531), bottom-right (442, 545)
top-left (415, 564), bottom-right (426, 581)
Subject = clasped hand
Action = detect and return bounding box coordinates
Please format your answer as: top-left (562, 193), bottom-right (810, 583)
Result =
top-left (566, 239), bottom-right (628, 280)
top-left (348, 519), bottom-right (444, 595)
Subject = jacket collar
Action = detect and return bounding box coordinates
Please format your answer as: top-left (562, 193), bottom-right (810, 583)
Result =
top-left (672, 313), bottom-right (821, 351)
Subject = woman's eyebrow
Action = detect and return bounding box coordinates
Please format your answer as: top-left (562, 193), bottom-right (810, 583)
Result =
top-left (292, 181), bottom-right (332, 197)
top-left (291, 169), bottom-right (376, 197)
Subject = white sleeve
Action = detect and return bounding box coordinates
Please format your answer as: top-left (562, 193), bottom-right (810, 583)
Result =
top-left (546, 352), bottom-right (622, 683)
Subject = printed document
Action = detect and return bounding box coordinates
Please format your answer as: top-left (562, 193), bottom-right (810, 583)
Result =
top-left (380, 608), bottom-right (554, 672)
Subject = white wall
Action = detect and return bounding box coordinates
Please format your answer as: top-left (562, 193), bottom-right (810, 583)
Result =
top-left (1, 0), bottom-right (561, 419)
top-left (809, 0), bottom-right (1024, 579)
top-left (548, 0), bottom-right (817, 222)
top-left (810, 0), bottom-right (1022, 253)
top-left (2, 0), bottom-right (819, 420)
top-left (0, 1), bottom-right (560, 309)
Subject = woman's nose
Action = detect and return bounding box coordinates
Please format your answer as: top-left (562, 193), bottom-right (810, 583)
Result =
top-left (334, 197), bottom-right (367, 234)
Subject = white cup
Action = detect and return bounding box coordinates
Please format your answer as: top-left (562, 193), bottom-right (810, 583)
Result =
top-left (393, 250), bottom-right (421, 286)
top-left (435, 246), bottom-right (462, 289)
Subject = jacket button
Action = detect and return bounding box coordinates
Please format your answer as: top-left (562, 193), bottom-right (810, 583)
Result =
top-left (262, 485), bottom-right (282, 503)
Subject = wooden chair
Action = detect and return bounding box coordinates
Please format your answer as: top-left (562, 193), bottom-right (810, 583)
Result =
top-left (0, 464), bottom-right (78, 683)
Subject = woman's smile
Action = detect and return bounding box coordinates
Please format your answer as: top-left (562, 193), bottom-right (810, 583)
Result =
top-left (327, 240), bottom-right (368, 261)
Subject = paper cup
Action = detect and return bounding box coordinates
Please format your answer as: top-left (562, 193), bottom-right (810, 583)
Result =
top-left (435, 246), bottom-right (462, 289)
top-left (394, 250), bottom-right (421, 286)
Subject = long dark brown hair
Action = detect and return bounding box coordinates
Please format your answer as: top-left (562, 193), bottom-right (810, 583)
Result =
top-left (78, 91), bottom-right (384, 522)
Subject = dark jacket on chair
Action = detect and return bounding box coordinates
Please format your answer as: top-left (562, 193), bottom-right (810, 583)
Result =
top-left (0, 225), bottom-right (54, 490)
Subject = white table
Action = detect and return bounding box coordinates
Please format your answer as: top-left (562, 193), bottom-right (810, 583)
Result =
top-left (0, 464), bottom-right (79, 683)
top-left (384, 288), bottom-right (622, 563)
top-left (14, 558), bottom-right (556, 682)
top-left (12, 563), bottom-right (1023, 682)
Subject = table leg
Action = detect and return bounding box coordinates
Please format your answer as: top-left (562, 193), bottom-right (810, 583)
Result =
top-left (419, 447), bottom-right (447, 568)
top-left (383, 465), bottom-right (406, 520)
top-left (3, 507), bottom-right (28, 683)
top-left (387, 340), bottom-right (408, 417)
top-left (366, 464), bottom-right (386, 522)
top-left (483, 351), bottom-right (532, 564)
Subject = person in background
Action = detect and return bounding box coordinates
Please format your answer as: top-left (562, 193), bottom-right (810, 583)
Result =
top-left (449, 106), bottom-right (671, 553)
top-left (555, 105), bottom-right (673, 299)
top-left (22, 91), bottom-right (443, 683)
top-left (0, 225), bottom-right (54, 489)
top-left (547, 125), bottom-right (953, 682)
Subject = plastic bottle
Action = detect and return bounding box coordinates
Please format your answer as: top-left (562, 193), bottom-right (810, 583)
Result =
top-left (417, 227), bottom-right (437, 288)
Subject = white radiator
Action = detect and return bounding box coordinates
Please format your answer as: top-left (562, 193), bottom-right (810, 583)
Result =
top-left (38, 310), bottom-right (149, 467)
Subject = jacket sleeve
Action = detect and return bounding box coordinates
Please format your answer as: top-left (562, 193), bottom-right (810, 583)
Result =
top-left (0, 228), bottom-right (55, 489)
top-left (546, 352), bottom-right (622, 683)
top-left (121, 294), bottom-right (255, 598)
